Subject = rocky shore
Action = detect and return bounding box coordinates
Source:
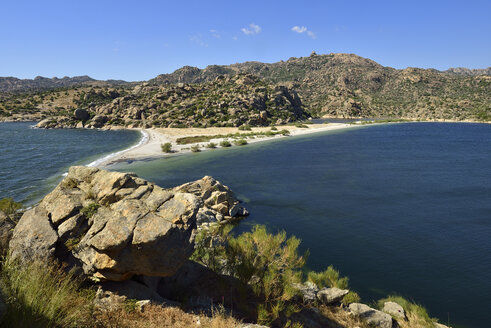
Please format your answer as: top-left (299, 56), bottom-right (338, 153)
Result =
top-left (0, 167), bottom-right (452, 327)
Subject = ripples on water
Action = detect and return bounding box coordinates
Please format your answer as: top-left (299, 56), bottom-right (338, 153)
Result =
top-left (110, 122), bottom-right (491, 328)
top-left (0, 122), bottom-right (140, 205)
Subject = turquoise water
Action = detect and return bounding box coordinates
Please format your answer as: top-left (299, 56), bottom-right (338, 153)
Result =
top-left (0, 122), bottom-right (141, 205)
top-left (109, 123), bottom-right (491, 328)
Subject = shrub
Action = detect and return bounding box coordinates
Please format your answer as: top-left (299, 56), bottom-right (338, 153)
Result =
top-left (294, 124), bottom-right (309, 128)
top-left (62, 177), bottom-right (78, 189)
top-left (192, 224), bottom-right (309, 325)
top-left (226, 225), bottom-right (307, 325)
top-left (0, 257), bottom-right (93, 327)
top-left (80, 203), bottom-right (100, 218)
top-left (219, 140), bottom-right (231, 147)
top-left (307, 265), bottom-right (349, 289)
top-left (377, 295), bottom-right (435, 327)
top-left (191, 145), bottom-right (201, 152)
top-left (270, 126), bottom-right (278, 131)
top-left (341, 291), bottom-right (361, 305)
top-left (279, 129), bottom-right (290, 136)
top-left (0, 197), bottom-right (22, 216)
top-left (234, 139), bottom-right (247, 146)
top-left (161, 142), bottom-right (172, 153)
top-left (206, 142), bottom-right (217, 149)
top-left (238, 125), bottom-right (252, 131)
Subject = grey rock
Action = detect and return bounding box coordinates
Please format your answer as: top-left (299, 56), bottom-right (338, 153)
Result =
top-left (9, 207), bottom-right (58, 261)
top-left (292, 281), bottom-right (318, 304)
top-left (349, 303), bottom-right (393, 328)
top-left (8, 166), bottom-right (248, 282)
top-left (0, 211), bottom-right (15, 255)
top-left (316, 287), bottom-right (349, 304)
top-left (74, 108), bottom-right (89, 121)
top-left (383, 301), bottom-right (406, 319)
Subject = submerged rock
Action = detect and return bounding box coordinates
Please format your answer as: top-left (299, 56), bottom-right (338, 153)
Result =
top-left (9, 166), bottom-right (247, 281)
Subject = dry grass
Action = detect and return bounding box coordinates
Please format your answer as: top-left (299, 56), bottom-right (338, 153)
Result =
top-left (94, 304), bottom-right (242, 328)
top-left (319, 305), bottom-right (370, 328)
top-left (0, 258), bottom-right (94, 328)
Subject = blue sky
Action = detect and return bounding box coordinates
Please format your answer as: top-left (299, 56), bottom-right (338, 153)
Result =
top-left (1, 0), bottom-right (490, 81)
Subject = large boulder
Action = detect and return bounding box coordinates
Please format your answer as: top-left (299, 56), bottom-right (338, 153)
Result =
top-left (74, 108), bottom-right (89, 121)
top-left (9, 166), bottom-right (247, 282)
top-left (349, 303), bottom-right (393, 328)
top-left (383, 301), bottom-right (406, 320)
top-left (316, 287), bottom-right (349, 305)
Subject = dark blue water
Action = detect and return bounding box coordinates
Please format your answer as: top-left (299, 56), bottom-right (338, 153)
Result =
top-left (0, 122), bottom-right (141, 205)
top-left (110, 123), bottom-right (491, 328)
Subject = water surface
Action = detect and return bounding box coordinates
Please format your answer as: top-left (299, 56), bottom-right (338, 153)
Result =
top-left (0, 122), bottom-right (140, 205)
top-left (110, 122), bottom-right (491, 328)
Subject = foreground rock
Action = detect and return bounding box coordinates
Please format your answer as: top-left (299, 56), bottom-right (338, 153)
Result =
top-left (349, 303), bottom-right (393, 328)
top-left (317, 287), bottom-right (349, 305)
top-left (383, 301), bottom-right (406, 319)
top-left (9, 166), bottom-right (247, 281)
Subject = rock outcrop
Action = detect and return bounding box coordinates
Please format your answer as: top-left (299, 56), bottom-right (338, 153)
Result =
top-left (349, 303), bottom-right (393, 328)
top-left (383, 301), bottom-right (406, 319)
top-left (316, 287), bottom-right (349, 305)
top-left (9, 166), bottom-right (248, 281)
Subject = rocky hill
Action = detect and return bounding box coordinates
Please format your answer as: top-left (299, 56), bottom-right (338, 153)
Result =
top-left (445, 67), bottom-right (491, 76)
top-left (0, 75), bottom-right (130, 93)
top-left (151, 52), bottom-right (491, 121)
top-left (1, 52), bottom-right (490, 124)
top-left (4, 74), bottom-right (308, 129)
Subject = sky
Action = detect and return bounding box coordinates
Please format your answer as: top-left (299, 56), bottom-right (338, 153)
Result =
top-left (0, 0), bottom-right (490, 81)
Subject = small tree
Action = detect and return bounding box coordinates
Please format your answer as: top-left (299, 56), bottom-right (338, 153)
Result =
top-left (161, 142), bottom-right (172, 153)
top-left (225, 225), bottom-right (308, 325)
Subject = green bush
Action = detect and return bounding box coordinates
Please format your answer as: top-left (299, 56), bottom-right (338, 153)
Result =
top-left (161, 142), bottom-right (172, 153)
top-left (377, 295), bottom-right (435, 326)
top-left (270, 126), bottom-right (278, 131)
top-left (279, 129), bottom-right (290, 136)
top-left (234, 139), bottom-right (248, 146)
top-left (238, 124), bottom-right (252, 131)
top-left (0, 257), bottom-right (94, 328)
top-left (80, 203), bottom-right (100, 219)
top-left (307, 265), bottom-right (349, 289)
top-left (196, 225), bottom-right (308, 325)
top-left (220, 140), bottom-right (231, 147)
top-left (0, 197), bottom-right (22, 216)
top-left (341, 291), bottom-right (361, 305)
top-left (206, 142), bottom-right (217, 149)
top-left (191, 145), bottom-right (201, 152)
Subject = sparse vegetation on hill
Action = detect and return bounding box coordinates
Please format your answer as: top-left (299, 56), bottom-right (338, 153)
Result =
top-left (151, 52), bottom-right (490, 121)
top-left (2, 52), bottom-right (488, 125)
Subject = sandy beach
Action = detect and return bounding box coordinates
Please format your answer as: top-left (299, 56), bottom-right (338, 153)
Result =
top-left (95, 122), bottom-right (367, 168)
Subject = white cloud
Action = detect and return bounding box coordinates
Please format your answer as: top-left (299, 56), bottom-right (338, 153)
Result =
top-left (292, 26), bottom-right (307, 33)
top-left (291, 26), bottom-right (317, 39)
top-left (242, 23), bottom-right (261, 35)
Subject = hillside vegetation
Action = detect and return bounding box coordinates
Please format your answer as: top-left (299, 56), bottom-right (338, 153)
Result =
top-left (1, 52), bottom-right (490, 125)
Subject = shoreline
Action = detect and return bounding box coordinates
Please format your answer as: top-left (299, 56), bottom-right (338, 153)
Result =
top-left (93, 119), bottom-right (491, 168)
top-left (95, 122), bottom-right (362, 168)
